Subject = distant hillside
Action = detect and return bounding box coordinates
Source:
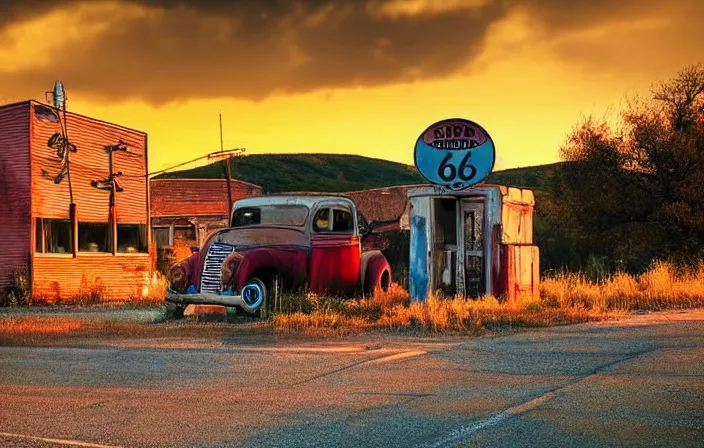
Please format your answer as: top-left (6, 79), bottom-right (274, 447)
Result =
top-left (155, 153), bottom-right (560, 193)
top-left (487, 162), bottom-right (562, 192)
top-left (156, 154), bottom-right (424, 193)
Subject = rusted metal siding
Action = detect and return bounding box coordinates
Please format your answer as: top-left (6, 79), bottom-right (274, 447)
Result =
top-left (150, 178), bottom-right (262, 218)
top-left (0, 102), bottom-right (31, 291)
top-left (32, 255), bottom-right (153, 300)
top-left (501, 245), bottom-right (540, 302)
top-left (30, 102), bottom-right (148, 223)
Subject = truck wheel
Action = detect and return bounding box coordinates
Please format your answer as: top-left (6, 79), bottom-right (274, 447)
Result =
top-left (240, 278), bottom-right (266, 315)
top-left (380, 270), bottom-right (390, 292)
top-left (365, 269), bottom-right (391, 296)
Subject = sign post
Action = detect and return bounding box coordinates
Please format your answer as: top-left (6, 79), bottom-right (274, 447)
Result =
top-left (413, 118), bottom-right (495, 190)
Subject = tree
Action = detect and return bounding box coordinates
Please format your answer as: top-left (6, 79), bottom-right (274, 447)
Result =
top-left (555, 63), bottom-right (704, 272)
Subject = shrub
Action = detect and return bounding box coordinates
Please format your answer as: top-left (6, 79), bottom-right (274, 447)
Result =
top-left (1, 268), bottom-right (31, 307)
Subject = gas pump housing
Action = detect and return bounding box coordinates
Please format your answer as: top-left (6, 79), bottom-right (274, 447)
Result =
top-left (407, 184), bottom-right (539, 302)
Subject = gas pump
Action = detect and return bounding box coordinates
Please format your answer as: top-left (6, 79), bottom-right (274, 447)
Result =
top-left (409, 118), bottom-right (540, 302)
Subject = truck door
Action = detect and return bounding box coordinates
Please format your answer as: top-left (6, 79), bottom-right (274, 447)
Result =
top-left (309, 205), bottom-right (361, 296)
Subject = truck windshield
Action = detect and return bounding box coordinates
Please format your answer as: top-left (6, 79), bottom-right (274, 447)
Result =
top-left (231, 205), bottom-right (310, 227)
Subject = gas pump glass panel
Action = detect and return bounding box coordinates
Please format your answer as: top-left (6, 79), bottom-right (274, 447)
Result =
top-left (462, 200), bottom-right (484, 299)
top-left (414, 119), bottom-right (495, 191)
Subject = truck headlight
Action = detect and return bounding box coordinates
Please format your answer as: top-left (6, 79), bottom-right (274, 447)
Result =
top-left (170, 263), bottom-right (188, 293)
top-left (221, 252), bottom-right (244, 290)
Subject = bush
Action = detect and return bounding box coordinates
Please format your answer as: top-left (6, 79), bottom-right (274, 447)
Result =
top-left (1, 268), bottom-right (31, 307)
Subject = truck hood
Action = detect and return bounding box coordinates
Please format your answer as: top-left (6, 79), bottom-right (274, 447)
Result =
top-left (186, 226), bottom-right (308, 293)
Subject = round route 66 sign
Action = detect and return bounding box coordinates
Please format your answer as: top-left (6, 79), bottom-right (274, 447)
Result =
top-left (414, 118), bottom-right (495, 191)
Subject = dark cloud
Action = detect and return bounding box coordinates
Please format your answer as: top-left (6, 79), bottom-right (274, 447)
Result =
top-left (0, 0), bottom-right (698, 104)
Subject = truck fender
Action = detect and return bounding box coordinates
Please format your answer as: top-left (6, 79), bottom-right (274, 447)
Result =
top-left (361, 250), bottom-right (391, 295)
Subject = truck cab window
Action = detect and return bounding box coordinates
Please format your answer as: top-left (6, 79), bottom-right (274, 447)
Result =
top-left (232, 208), bottom-right (261, 227)
top-left (313, 208), bottom-right (330, 232)
top-left (332, 209), bottom-right (353, 233)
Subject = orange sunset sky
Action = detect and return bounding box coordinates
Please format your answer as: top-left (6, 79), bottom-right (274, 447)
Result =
top-left (1, 0), bottom-right (702, 173)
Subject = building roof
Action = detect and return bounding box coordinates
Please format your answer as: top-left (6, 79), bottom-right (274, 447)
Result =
top-left (150, 178), bottom-right (262, 218)
top-left (345, 185), bottom-right (422, 222)
top-left (1, 100), bottom-right (147, 135)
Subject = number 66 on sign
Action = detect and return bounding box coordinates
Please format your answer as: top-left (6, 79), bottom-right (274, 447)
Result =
top-left (413, 118), bottom-right (496, 191)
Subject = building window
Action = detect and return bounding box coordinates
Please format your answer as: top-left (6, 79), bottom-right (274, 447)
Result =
top-left (174, 225), bottom-right (196, 243)
top-left (332, 209), bottom-right (353, 233)
top-left (78, 222), bottom-right (111, 252)
top-left (153, 227), bottom-right (170, 248)
top-left (35, 218), bottom-right (72, 254)
top-left (117, 224), bottom-right (148, 253)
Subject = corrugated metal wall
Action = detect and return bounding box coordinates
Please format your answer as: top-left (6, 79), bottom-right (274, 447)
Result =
top-left (28, 101), bottom-right (152, 300)
top-left (0, 103), bottom-right (31, 291)
top-left (30, 102), bottom-right (148, 223)
top-left (33, 255), bottom-right (153, 300)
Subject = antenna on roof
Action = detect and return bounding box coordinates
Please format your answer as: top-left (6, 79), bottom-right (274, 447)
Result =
top-left (45, 80), bottom-right (66, 109)
top-left (220, 112), bottom-right (234, 220)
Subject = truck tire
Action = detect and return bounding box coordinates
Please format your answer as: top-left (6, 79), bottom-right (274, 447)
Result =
top-left (364, 256), bottom-right (392, 296)
top-left (240, 278), bottom-right (266, 315)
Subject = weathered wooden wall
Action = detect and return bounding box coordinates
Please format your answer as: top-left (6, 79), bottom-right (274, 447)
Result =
top-left (0, 102), bottom-right (31, 292)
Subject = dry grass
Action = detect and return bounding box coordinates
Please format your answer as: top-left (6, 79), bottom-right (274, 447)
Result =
top-left (0, 316), bottom-right (83, 335)
top-left (4, 261), bottom-right (703, 339)
top-left (541, 261), bottom-right (704, 312)
top-left (274, 261), bottom-right (704, 335)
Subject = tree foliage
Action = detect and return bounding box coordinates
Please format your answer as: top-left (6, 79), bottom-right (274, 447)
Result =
top-left (554, 63), bottom-right (704, 272)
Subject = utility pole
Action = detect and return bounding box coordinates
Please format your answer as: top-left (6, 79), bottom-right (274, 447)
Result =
top-left (220, 113), bottom-right (234, 222)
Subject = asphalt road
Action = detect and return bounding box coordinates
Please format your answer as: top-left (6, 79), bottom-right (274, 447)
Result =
top-left (1, 310), bottom-right (703, 448)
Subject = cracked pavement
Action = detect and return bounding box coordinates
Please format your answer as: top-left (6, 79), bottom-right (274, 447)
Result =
top-left (1, 310), bottom-right (703, 447)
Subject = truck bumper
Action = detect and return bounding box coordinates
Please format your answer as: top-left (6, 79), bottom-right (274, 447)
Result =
top-left (166, 288), bottom-right (246, 309)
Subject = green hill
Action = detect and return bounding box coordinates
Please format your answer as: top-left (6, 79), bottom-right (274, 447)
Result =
top-left (487, 162), bottom-right (562, 192)
top-left (155, 153), bottom-right (558, 193)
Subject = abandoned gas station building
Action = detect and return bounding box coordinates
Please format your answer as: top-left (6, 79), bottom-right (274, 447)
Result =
top-left (0, 100), bottom-right (152, 300)
top-left (149, 178), bottom-right (262, 261)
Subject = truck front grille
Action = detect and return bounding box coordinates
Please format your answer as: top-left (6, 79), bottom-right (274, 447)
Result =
top-left (200, 243), bottom-right (235, 294)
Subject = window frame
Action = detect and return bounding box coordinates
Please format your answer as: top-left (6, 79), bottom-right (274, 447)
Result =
top-left (152, 226), bottom-right (172, 248)
top-left (311, 205), bottom-right (356, 234)
top-left (312, 207), bottom-right (332, 233)
top-left (116, 223), bottom-right (149, 254)
top-left (331, 207), bottom-right (355, 234)
top-left (77, 221), bottom-right (113, 254)
top-left (34, 217), bottom-right (73, 256)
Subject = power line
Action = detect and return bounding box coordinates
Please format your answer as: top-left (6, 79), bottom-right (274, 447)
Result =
top-left (147, 148), bottom-right (245, 178)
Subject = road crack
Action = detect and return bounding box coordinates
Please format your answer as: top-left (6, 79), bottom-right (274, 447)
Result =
top-left (422, 345), bottom-right (662, 448)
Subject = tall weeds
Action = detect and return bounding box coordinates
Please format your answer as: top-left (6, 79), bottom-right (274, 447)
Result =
top-left (274, 261), bottom-right (704, 334)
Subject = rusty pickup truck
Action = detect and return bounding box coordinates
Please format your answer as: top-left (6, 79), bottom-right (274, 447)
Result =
top-left (166, 195), bottom-right (392, 316)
